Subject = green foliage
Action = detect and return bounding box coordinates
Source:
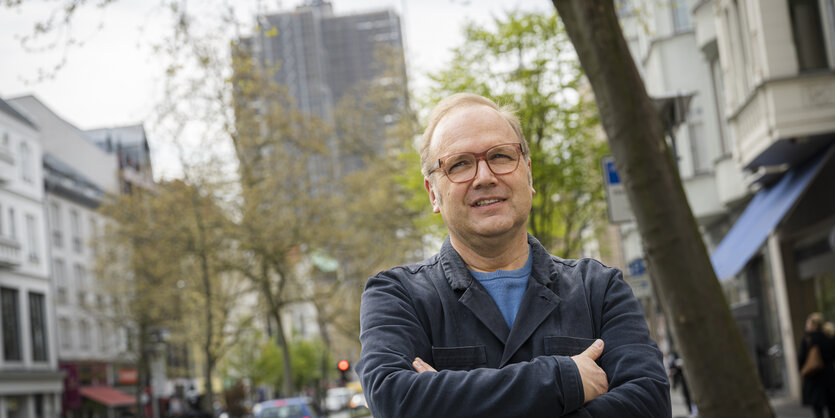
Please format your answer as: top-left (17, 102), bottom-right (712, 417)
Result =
top-left (229, 336), bottom-right (332, 395)
top-left (425, 10), bottom-right (608, 257)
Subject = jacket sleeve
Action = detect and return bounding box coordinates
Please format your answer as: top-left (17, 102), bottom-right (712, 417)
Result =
top-left (568, 267), bottom-right (671, 417)
top-left (356, 271), bottom-right (585, 418)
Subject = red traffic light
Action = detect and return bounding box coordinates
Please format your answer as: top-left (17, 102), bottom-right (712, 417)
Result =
top-left (337, 359), bottom-right (350, 372)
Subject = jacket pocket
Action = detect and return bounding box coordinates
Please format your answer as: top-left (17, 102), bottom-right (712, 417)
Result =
top-left (544, 336), bottom-right (596, 357)
top-left (431, 345), bottom-right (487, 370)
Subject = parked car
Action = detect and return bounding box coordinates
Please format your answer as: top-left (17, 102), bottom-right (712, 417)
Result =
top-left (252, 398), bottom-right (317, 418)
top-left (325, 387), bottom-right (353, 412)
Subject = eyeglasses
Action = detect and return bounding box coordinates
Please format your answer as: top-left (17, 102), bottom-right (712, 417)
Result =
top-left (428, 143), bottom-right (525, 183)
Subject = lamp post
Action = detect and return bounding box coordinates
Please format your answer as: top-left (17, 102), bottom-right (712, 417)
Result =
top-left (146, 328), bottom-right (169, 418)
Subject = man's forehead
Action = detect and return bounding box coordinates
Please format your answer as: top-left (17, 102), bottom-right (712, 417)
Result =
top-left (429, 104), bottom-right (510, 154)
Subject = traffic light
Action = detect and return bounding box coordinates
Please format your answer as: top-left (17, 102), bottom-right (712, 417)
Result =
top-left (337, 359), bottom-right (350, 385)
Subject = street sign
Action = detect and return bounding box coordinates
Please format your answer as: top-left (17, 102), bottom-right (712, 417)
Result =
top-left (628, 258), bottom-right (646, 276)
top-left (624, 275), bottom-right (653, 299)
top-left (602, 156), bottom-right (634, 223)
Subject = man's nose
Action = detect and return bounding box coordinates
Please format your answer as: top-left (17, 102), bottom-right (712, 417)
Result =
top-left (471, 159), bottom-right (497, 187)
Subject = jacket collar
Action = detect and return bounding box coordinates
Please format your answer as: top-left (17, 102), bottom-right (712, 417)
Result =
top-left (439, 234), bottom-right (562, 360)
top-left (440, 234), bottom-right (558, 291)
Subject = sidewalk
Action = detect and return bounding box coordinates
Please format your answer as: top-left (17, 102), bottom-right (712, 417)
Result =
top-left (670, 388), bottom-right (814, 418)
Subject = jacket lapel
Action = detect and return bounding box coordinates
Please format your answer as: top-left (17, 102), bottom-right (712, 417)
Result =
top-left (440, 237), bottom-right (510, 344)
top-left (459, 282), bottom-right (510, 344)
top-left (500, 279), bottom-right (560, 366)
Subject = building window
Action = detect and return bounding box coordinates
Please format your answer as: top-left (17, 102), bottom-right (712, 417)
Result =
top-left (74, 264), bottom-right (86, 306)
top-left (89, 216), bottom-right (99, 255)
top-left (789, 0), bottom-right (829, 71)
top-left (19, 142), bottom-right (33, 183)
top-left (50, 201), bottom-right (62, 248)
top-left (671, 0), bottom-right (691, 32)
top-left (54, 258), bottom-right (67, 304)
top-left (98, 321), bottom-right (108, 352)
top-left (1, 287), bottom-right (22, 361)
top-left (59, 318), bottom-right (72, 349)
top-left (26, 214), bottom-right (39, 263)
top-left (29, 292), bottom-right (48, 362)
top-left (70, 209), bottom-right (81, 253)
top-left (8, 207), bottom-right (16, 239)
top-left (6, 396), bottom-right (27, 418)
top-left (689, 120), bottom-right (710, 174)
top-left (80, 321), bottom-right (91, 350)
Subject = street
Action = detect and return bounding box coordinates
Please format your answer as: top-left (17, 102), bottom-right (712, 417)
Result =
top-left (326, 410), bottom-right (371, 418)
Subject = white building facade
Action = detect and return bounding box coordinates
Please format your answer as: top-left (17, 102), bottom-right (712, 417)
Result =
top-left (615, 0), bottom-right (835, 399)
top-left (0, 98), bottom-right (63, 417)
top-left (8, 96), bottom-right (141, 417)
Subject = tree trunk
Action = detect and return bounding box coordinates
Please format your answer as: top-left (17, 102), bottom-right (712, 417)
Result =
top-left (192, 189), bottom-right (216, 413)
top-left (552, 1), bottom-right (774, 417)
top-left (273, 309), bottom-right (294, 396)
top-left (136, 322), bottom-right (147, 417)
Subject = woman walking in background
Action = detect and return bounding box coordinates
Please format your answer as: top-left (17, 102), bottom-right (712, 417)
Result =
top-left (799, 312), bottom-right (835, 418)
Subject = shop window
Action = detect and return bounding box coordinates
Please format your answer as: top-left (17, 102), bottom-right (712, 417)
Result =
top-left (29, 292), bottom-right (48, 361)
top-left (1, 287), bottom-right (22, 361)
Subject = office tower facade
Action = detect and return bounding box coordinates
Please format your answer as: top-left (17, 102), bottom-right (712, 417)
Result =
top-left (247, 0), bottom-right (406, 120)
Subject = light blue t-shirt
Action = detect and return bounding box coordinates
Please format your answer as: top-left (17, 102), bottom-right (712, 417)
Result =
top-left (469, 247), bottom-right (533, 329)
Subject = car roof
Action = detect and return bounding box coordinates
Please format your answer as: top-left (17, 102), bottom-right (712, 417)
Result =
top-left (257, 397), bottom-right (308, 407)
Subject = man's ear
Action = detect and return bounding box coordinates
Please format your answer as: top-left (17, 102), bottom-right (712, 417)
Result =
top-left (528, 160), bottom-right (536, 195)
top-left (424, 177), bottom-right (441, 213)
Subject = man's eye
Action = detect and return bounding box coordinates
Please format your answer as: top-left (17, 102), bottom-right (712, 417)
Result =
top-left (447, 159), bottom-right (472, 173)
top-left (490, 153), bottom-right (514, 161)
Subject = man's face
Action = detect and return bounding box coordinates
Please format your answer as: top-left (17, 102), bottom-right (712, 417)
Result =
top-left (424, 105), bottom-right (535, 244)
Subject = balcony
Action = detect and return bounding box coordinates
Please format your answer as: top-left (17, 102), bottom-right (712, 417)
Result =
top-left (0, 145), bottom-right (14, 184)
top-left (728, 71), bottom-right (835, 174)
top-left (0, 236), bottom-right (23, 268)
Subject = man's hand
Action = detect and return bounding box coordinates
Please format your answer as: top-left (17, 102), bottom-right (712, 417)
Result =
top-left (413, 357), bottom-right (437, 373)
top-left (572, 339), bottom-right (608, 403)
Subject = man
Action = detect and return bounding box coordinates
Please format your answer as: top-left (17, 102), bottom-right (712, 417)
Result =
top-left (356, 93), bottom-right (670, 417)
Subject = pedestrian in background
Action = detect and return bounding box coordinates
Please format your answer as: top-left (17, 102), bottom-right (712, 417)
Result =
top-left (799, 312), bottom-right (835, 418)
top-left (824, 321), bottom-right (835, 340)
top-left (668, 350), bottom-right (695, 416)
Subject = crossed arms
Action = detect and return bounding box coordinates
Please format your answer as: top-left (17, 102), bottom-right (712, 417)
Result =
top-left (356, 269), bottom-right (671, 418)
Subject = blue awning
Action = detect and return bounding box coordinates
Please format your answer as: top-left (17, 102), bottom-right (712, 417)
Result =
top-left (711, 150), bottom-right (831, 281)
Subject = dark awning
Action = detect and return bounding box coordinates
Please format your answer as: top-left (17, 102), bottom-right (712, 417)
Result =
top-left (710, 148), bottom-right (832, 281)
top-left (79, 386), bottom-right (136, 407)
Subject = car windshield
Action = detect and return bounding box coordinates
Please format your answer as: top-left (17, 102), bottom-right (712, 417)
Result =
top-left (261, 405), bottom-right (305, 418)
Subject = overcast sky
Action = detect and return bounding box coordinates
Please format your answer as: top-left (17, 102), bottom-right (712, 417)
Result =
top-left (0, 0), bottom-right (551, 177)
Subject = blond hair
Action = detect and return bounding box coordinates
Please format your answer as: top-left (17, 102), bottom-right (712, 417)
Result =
top-left (419, 93), bottom-right (530, 177)
top-left (808, 312), bottom-right (824, 332)
top-left (824, 322), bottom-right (835, 338)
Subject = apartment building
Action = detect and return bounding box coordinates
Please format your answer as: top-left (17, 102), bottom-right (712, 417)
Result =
top-left (8, 95), bottom-right (149, 416)
top-left (615, 0), bottom-right (835, 399)
top-left (0, 97), bottom-right (62, 417)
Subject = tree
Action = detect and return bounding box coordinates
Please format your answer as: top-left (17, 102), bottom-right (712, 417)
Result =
top-left (552, 1), bottom-right (773, 416)
top-left (154, 179), bottom-right (251, 412)
top-left (426, 10), bottom-right (607, 258)
top-left (94, 189), bottom-right (183, 414)
top-left (95, 177), bottom-right (249, 413)
top-left (229, 44), bottom-right (339, 396)
top-left (321, 44), bottom-right (428, 348)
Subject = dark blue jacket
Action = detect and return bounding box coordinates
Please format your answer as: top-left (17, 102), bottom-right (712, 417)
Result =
top-left (357, 235), bottom-right (670, 417)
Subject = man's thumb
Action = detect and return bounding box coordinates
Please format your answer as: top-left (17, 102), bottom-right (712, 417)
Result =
top-left (581, 339), bottom-right (604, 359)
